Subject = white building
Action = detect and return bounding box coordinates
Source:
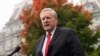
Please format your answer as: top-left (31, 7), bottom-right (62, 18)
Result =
top-left (0, 11), bottom-right (21, 56)
top-left (81, 0), bottom-right (100, 30)
top-left (80, 0), bottom-right (100, 49)
top-left (0, 0), bottom-right (32, 56)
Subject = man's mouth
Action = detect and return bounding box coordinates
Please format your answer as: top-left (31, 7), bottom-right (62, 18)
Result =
top-left (44, 24), bottom-right (49, 27)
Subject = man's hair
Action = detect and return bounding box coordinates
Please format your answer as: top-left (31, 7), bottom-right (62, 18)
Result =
top-left (40, 8), bottom-right (57, 19)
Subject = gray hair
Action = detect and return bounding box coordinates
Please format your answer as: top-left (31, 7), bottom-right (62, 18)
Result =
top-left (40, 8), bottom-right (57, 19)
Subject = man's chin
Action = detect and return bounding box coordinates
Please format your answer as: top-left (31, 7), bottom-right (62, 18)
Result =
top-left (45, 29), bottom-right (50, 31)
top-left (44, 28), bottom-right (51, 31)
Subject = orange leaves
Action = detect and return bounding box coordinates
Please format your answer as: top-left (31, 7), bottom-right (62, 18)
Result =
top-left (33, 0), bottom-right (46, 19)
top-left (33, 0), bottom-right (40, 19)
top-left (81, 9), bottom-right (92, 21)
top-left (20, 9), bottom-right (30, 23)
top-left (32, 0), bottom-right (67, 19)
top-left (20, 43), bottom-right (28, 55)
top-left (19, 8), bottom-right (33, 55)
top-left (33, 0), bottom-right (40, 11)
top-left (68, 4), bottom-right (82, 13)
top-left (67, 4), bottom-right (92, 21)
top-left (58, 0), bottom-right (67, 6)
top-left (20, 30), bottom-right (26, 38)
top-left (23, 9), bottom-right (30, 16)
top-left (20, 8), bottom-right (33, 28)
top-left (33, 0), bottom-right (46, 10)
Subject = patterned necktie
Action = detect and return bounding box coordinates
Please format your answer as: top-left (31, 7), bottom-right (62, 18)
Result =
top-left (45, 33), bottom-right (51, 56)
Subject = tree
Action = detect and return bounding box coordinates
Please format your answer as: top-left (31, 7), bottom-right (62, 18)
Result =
top-left (19, 0), bottom-right (100, 56)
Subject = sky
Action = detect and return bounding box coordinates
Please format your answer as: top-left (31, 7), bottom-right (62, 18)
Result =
top-left (0, 0), bottom-right (23, 30)
top-left (0, 0), bottom-right (80, 30)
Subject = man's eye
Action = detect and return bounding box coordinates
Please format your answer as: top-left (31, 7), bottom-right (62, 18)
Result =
top-left (42, 17), bottom-right (51, 20)
top-left (42, 18), bottom-right (45, 20)
top-left (41, 17), bottom-right (45, 20)
top-left (46, 17), bottom-right (51, 19)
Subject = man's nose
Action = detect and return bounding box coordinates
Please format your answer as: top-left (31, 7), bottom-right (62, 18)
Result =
top-left (44, 18), bottom-right (48, 22)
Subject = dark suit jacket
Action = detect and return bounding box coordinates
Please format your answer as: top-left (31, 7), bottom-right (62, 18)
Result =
top-left (35, 27), bottom-right (84, 56)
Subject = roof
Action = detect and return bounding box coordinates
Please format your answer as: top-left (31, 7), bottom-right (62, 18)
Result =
top-left (83, 1), bottom-right (100, 12)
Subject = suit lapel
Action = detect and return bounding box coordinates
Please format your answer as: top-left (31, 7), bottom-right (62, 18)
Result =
top-left (40, 35), bottom-right (45, 50)
top-left (37, 34), bottom-right (45, 56)
top-left (37, 27), bottom-right (60, 56)
top-left (48, 27), bottom-right (60, 50)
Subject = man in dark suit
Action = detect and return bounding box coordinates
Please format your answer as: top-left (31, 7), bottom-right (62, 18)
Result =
top-left (35, 8), bottom-right (84, 56)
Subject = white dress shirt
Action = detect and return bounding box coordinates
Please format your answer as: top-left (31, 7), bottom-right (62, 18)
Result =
top-left (42, 27), bottom-right (56, 56)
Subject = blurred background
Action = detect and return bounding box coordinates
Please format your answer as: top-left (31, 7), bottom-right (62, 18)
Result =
top-left (0, 0), bottom-right (100, 56)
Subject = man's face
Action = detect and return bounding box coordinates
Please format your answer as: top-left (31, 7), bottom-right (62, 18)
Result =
top-left (40, 11), bottom-right (57, 32)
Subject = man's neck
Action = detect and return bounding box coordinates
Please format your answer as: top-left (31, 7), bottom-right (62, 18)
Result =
top-left (46, 27), bottom-right (57, 35)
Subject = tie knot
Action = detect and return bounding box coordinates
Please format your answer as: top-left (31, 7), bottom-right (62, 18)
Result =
top-left (47, 32), bottom-right (51, 36)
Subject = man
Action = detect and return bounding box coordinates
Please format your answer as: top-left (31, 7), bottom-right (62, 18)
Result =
top-left (35, 8), bottom-right (84, 56)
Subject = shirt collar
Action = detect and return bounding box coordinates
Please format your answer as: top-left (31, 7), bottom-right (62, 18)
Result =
top-left (46, 27), bottom-right (57, 35)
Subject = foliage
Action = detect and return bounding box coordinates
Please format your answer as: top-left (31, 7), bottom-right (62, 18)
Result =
top-left (19, 0), bottom-right (100, 56)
